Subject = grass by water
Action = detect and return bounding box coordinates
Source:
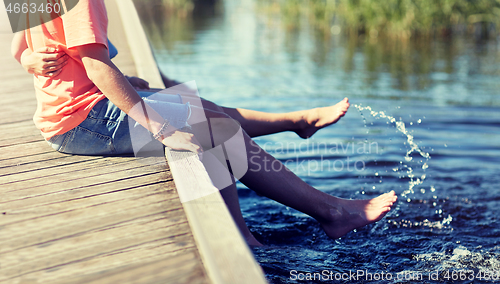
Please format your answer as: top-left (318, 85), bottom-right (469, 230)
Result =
top-left (258, 0), bottom-right (500, 39)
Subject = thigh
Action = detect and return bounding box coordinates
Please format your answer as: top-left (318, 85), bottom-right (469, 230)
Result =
top-left (138, 90), bottom-right (183, 103)
top-left (187, 106), bottom-right (242, 150)
top-left (140, 88), bottom-right (224, 113)
top-left (48, 95), bottom-right (193, 156)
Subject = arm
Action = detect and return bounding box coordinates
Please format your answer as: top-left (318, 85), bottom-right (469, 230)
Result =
top-left (11, 31), bottom-right (27, 64)
top-left (126, 75), bottom-right (150, 90)
top-left (78, 43), bottom-right (200, 153)
top-left (11, 31), bottom-right (68, 77)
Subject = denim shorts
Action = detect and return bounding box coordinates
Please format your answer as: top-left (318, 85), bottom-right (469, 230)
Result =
top-left (47, 91), bottom-right (191, 155)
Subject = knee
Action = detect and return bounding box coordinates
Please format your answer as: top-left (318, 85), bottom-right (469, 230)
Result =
top-left (205, 109), bottom-right (231, 119)
top-left (202, 98), bottom-right (224, 113)
top-left (205, 111), bottom-right (242, 144)
top-left (207, 111), bottom-right (239, 131)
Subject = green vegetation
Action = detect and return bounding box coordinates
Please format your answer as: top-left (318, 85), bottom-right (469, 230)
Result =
top-left (159, 0), bottom-right (194, 14)
top-left (133, 0), bottom-right (195, 17)
top-left (257, 0), bottom-right (500, 38)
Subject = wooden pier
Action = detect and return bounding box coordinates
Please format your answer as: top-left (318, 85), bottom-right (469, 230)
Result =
top-left (0, 1), bottom-right (267, 283)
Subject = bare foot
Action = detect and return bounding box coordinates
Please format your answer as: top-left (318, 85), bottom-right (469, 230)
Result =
top-left (295, 98), bottom-right (350, 139)
top-left (319, 191), bottom-right (397, 239)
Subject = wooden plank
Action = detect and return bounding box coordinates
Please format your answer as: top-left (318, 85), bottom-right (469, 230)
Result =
top-left (0, 170), bottom-right (172, 215)
top-left (113, 0), bottom-right (164, 88)
top-left (0, 141), bottom-right (53, 161)
top-left (1, 157), bottom-right (147, 189)
top-left (105, 0), bottom-right (138, 78)
top-left (1, 210), bottom-right (189, 265)
top-left (59, 251), bottom-right (207, 284)
top-left (0, 124), bottom-right (40, 135)
top-left (1, 208), bottom-right (187, 261)
top-left (0, 136), bottom-right (44, 148)
top-left (0, 160), bottom-right (167, 206)
top-left (39, 243), bottom-right (201, 284)
top-left (0, 188), bottom-right (183, 248)
top-left (0, 113), bottom-right (36, 125)
top-left (1, 231), bottom-right (195, 282)
top-left (0, 156), bottom-right (146, 185)
top-left (0, 209), bottom-right (192, 281)
top-left (0, 120), bottom-right (34, 130)
top-left (0, 173), bottom-right (205, 282)
top-left (0, 106), bottom-right (36, 117)
top-left (0, 152), bottom-right (95, 176)
top-left (1, 2), bottom-right (208, 283)
top-left (114, 0), bottom-right (268, 282)
top-left (166, 150), bottom-right (268, 284)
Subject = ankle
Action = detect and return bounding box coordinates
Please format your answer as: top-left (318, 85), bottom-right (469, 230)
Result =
top-left (313, 197), bottom-right (342, 224)
top-left (283, 111), bottom-right (304, 131)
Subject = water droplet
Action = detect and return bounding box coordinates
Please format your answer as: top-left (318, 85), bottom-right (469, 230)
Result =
top-left (355, 105), bottom-right (431, 197)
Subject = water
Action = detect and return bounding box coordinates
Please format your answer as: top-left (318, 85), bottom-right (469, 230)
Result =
top-left (136, 0), bottom-right (500, 282)
top-left (353, 103), bottom-right (431, 198)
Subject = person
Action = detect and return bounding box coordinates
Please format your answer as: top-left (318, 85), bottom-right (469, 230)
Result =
top-left (11, 0), bottom-right (397, 246)
top-left (12, 37), bottom-right (354, 141)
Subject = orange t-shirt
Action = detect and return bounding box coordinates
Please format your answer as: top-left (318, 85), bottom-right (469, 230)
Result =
top-left (25, 0), bottom-right (108, 139)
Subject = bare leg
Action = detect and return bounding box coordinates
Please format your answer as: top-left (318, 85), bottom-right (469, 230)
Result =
top-left (146, 87), bottom-right (349, 138)
top-left (220, 181), bottom-right (263, 246)
top-left (189, 108), bottom-right (398, 240)
top-left (181, 94), bottom-right (350, 138)
top-left (237, 138), bottom-right (397, 239)
top-left (221, 98), bottom-right (350, 138)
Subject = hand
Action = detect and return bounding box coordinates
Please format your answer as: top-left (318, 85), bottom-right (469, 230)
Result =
top-left (21, 47), bottom-right (68, 77)
top-left (126, 76), bottom-right (150, 90)
top-left (161, 129), bottom-right (202, 154)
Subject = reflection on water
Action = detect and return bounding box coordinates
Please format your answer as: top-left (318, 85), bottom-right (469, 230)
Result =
top-left (135, 1), bottom-right (500, 283)
top-left (135, 0), bottom-right (500, 109)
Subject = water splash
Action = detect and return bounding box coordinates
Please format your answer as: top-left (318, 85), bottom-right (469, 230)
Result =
top-left (413, 244), bottom-right (500, 275)
top-left (353, 104), bottom-right (431, 197)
